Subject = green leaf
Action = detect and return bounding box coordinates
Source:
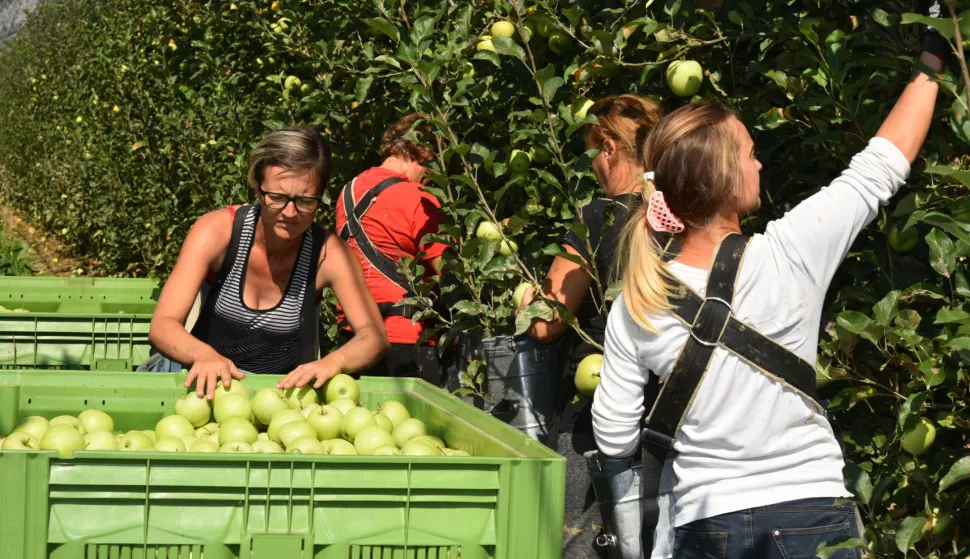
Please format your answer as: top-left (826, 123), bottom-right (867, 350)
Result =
top-left (934, 308), bottom-right (970, 324)
top-left (872, 8), bottom-right (891, 27)
top-left (410, 16), bottom-right (436, 45)
top-left (872, 291), bottom-right (900, 326)
top-left (898, 392), bottom-right (927, 431)
top-left (842, 462), bottom-right (872, 503)
top-left (926, 228), bottom-right (957, 278)
top-left (895, 515), bottom-right (926, 552)
top-left (836, 311), bottom-right (872, 335)
top-left (491, 37), bottom-right (525, 59)
top-left (900, 14), bottom-right (954, 40)
top-left (815, 538), bottom-right (867, 559)
top-left (938, 456), bottom-right (970, 491)
top-left (364, 17), bottom-right (400, 42)
top-left (354, 76), bottom-right (374, 104)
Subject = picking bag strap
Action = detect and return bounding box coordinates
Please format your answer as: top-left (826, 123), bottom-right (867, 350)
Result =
top-left (190, 205), bottom-right (254, 343)
top-left (295, 223), bottom-right (326, 365)
top-left (338, 176), bottom-right (413, 295)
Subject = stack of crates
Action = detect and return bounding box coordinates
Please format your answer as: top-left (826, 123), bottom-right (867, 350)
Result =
top-left (0, 277), bottom-right (159, 371)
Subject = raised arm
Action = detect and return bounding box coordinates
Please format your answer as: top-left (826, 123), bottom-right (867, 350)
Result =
top-left (763, 51), bottom-right (941, 290)
top-left (277, 233), bottom-right (389, 389)
top-left (524, 245), bottom-right (594, 343)
top-left (149, 209), bottom-right (245, 398)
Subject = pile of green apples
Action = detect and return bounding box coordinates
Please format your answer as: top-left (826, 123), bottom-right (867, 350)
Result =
top-left (0, 374), bottom-right (471, 458)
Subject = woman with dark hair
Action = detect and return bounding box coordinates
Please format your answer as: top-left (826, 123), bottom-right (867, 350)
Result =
top-left (147, 126), bottom-right (389, 398)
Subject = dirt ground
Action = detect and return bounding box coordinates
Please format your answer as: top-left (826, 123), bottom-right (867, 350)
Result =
top-left (0, 204), bottom-right (84, 276)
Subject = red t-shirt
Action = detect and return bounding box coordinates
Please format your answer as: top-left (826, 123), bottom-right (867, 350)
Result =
top-left (335, 167), bottom-right (448, 344)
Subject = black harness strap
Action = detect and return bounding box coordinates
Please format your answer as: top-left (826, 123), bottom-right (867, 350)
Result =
top-left (638, 233), bottom-right (822, 552)
top-left (338, 176), bottom-right (414, 297)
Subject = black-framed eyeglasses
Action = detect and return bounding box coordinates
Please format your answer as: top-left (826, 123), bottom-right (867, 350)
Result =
top-left (258, 187), bottom-right (322, 213)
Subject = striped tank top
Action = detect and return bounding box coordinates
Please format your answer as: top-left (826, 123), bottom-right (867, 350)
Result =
top-left (205, 205), bottom-right (315, 374)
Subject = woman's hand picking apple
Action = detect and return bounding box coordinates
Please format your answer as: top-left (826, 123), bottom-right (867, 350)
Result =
top-left (278, 358), bottom-right (343, 390)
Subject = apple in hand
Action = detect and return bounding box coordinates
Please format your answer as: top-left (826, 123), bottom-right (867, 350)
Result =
top-left (219, 417), bottom-right (258, 446)
top-left (84, 429), bottom-right (119, 451)
top-left (41, 424), bottom-right (86, 457)
top-left (392, 418), bottom-right (428, 448)
top-left (575, 354), bottom-right (603, 397)
top-left (155, 414), bottom-right (196, 441)
top-left (288, 436), bottom-right (324, 455)
top-left (306, 405), bottom-right (343, 440)
top-left (341, 407), bottom-right (377, 442)
top-left (354, 425), bottom-right (396, 455)
top-left (155, 437), bottom-right (187, 452)
top-left (379, 401), bottom-right (410, 429)
top-left (12, 416), bottom-right (50, 440)
top-left (175, 393), bottom-right (211, 427)
top-left (267, 409), bottom-right (305, 442)
top-left (79, 409), bottom-right (114, 433)
top-left (321, 439), bottom-right (357, 455)
top-left (322, 374), bottom-right (360, 404)
top-left (120, 431), bottom-right (154, 451)
top-left (2, 431), bottom-right (41, 450)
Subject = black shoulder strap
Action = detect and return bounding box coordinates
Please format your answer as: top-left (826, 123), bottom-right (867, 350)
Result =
top-left (295, 223), bottom-right (326, 366)
top-left (338, 176), bottom-right (413, 296)
top-left (190, 205), bottom-right (253, 343)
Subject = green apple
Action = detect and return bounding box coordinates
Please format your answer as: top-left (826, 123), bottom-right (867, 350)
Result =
top-left (120, 431), bottom-right (154, 451)
top-left (461, 61), bottom-right (475, 80)
top-left (252, 439), bottom-right (285, 454)
top-left (175, 392), bottom-right (211, 427)
top-left (78, 409), bottom-right (114, 433)
top-left (323, 374), bottom-right (360, 404)
top-left (509, 149), bottom-right (531, 172)
top-left (529, 145), bottom-right (552, 165)
top-left (257, 432), bottom-right (270, 441)
top-left (379, 401), bottom-right (410, 429)
top-left (575, 354), bottom-right (603, 397)
top-left (277, 420), bottom-right (317, 449)
top-left (284, 75), bottom-right (302, 90)
top-left (513, 282), bottom-right (532, 309)
top-left (307, 405), bottom-right (343, 440)
top-left (299, 83), bottom-right (314, 96)
top-left (196, 422), bottom-right (220, 439)
top-left (330, 397), bottom-right (357, 415)
top-left (41, 424), bottom-right (85, 457)
top-left (12, 416), bottom-right (50, 440)
top-left (155, 414), bottom-right (195, 441)
top-left (214, 379), bottom-right (250, 400)
top-left (267, 409), bottom-right (305, 442)
top-left (219, 441), bottom-right (253, 453)
top-left (181, 435), bottom-right (198, 449)
top-left (190, 440), bottom-right (219, 453)
top-left (284, 385), bottom-right (319, 410)
top-left (888, 223), bottom-right (918, 253)
top-left (301, 403), bottom-right (321, 419)
top-left (401, 439), bottom-right (442, 456)
top-left (393, 418), bottom-right (428, 448)
top-left (373, 445), bottom-right (401, 456)
top-left (251, 387), bottom-right (289, 425)
top-left (901, 417), bottom-right (936, 456)
top-left (547, 31), bottom-right (572, 54)
top-left (411, 435), bottom-right (445, 450)
top-left (50, 415), bottom-right (86, 434)
top-left (533, 14), bottom-right (555, 37)
top-left (288, 436), bottom-right (324, 454)
top-left (341, 407), bottom-right (377, 442)
top-left (2, 432), bottom-right (41, 450)
top-left (83, 429), bottom-right (119, 451)
top-left (219, 417), bottom-right (258, 446)
top-left (141, 430), bottom-right (156, 443)
top-left (499, 239), bottom-right (518, 256)
top-left (666, 60), bottom-right (704, 97)
top-left (491, 21), bottom-right (515, 39)
top-left (155, 436), bottom-right (186, 452)
top-left (373, 411), bottom-right (394, 433)
top-left (213, 393), bottom-right (252, 423)
top-left (572, 98), bottom-right (594, 120)
top-left (322, 438), bottom-right (357, 455)
top-left (475, 221), bottom-right (502, 242)
top-left (476, 36), bottom-right (495, 52)
top-left (354, 425), bottom-right (396, 455)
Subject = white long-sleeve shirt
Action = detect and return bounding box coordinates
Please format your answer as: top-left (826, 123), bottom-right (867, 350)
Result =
top-left (592, 137), bottom-right (911, 528)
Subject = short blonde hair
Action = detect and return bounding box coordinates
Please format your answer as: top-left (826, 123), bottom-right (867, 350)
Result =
top-left (248, 126), bottom-right (332, 195)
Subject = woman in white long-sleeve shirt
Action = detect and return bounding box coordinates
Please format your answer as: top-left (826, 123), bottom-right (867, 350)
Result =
top-left (591, 42), bottom-right (944, 558)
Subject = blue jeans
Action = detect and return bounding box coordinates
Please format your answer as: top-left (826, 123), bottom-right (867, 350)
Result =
top-left (673, 498), bottom-right (863, 559)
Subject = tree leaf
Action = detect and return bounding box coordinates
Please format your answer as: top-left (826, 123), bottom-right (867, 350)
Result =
top-left (837, 311), bottom-right (872, 335)
top-left (939, 456), bottom-right (970, 491)
top-left (895, 515), bottom-right (926, 552)
top-left (900, 14), bottom-right (954, 40)
top-left (354, 76), bottom-right (374, 104)
top-left (491, 37), bottom-right (525, 59)
top-left (364, 17), bottom-right (400, 42)
top-left (816, 537), bottom-right (867, 559)
top-left (934, 308), bottom-right (970, 324)
top-left (872, 291), bottom-right (900, 326)
top-left (926, 228), bottom-right (956, 277)
top-left (842, 462), bottom-right (872, 503)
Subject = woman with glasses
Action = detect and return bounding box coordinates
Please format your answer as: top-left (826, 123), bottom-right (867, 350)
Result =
top-left (146, 126), bottom-right (389, 399)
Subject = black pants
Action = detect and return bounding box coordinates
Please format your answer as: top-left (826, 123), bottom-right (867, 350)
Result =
top-left (358, 342), bottom-right (443, 386)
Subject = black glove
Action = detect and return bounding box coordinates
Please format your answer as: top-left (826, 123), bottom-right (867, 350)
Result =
top-left (921, 1), bottom-right (949, 70)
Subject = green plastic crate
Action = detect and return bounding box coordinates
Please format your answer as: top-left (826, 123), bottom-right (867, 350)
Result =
top-left (0, 371), bottom-right (566, 559)
top-left (0, 277), bottom-right (160, 315)
top-left (0, 313), bottom-right (151, 370)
